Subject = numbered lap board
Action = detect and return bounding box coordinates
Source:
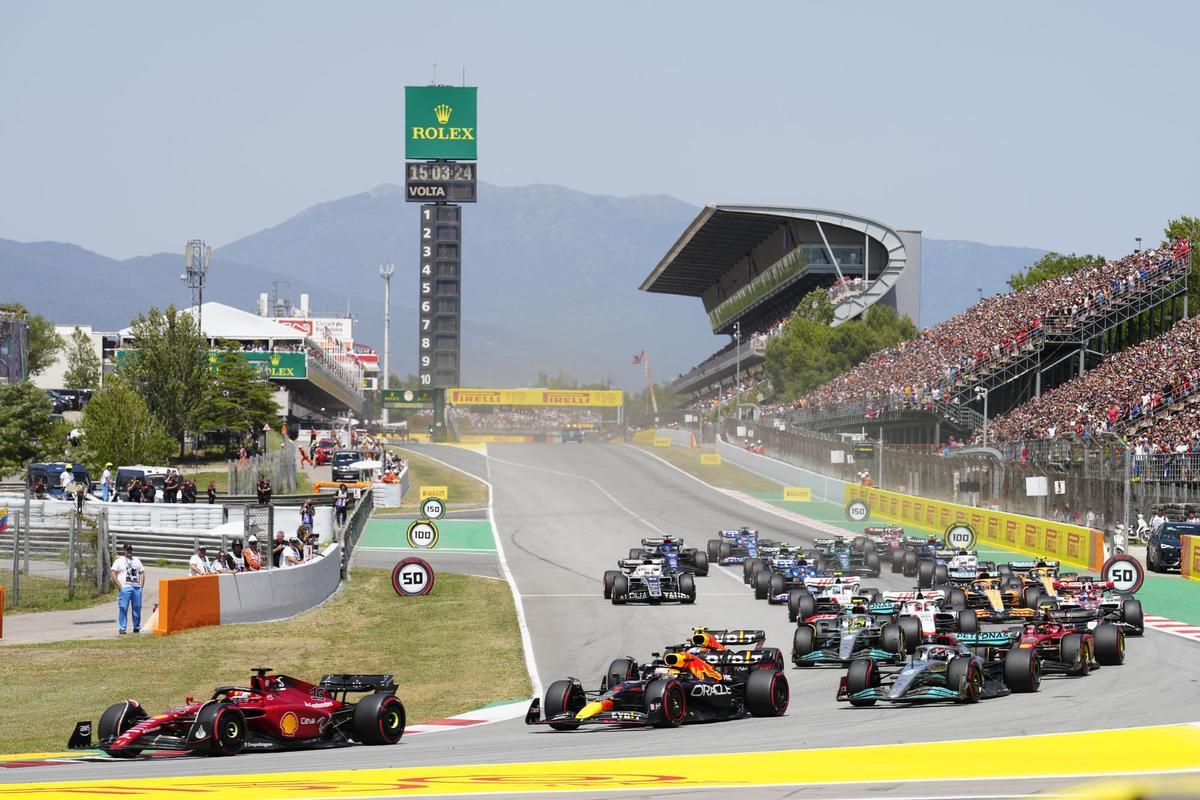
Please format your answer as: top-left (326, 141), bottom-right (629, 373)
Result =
top-left (418, 204), bottom-right (462, 388)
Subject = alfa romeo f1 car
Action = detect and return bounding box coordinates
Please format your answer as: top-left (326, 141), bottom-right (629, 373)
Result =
top-left (526, 629), bottom-right (788, 730)
top-left (69, 669), bottom-right (405, 757)
top-left (603, 558), bottom-right (696, 604)
top-left (1047, 577), bottom-right (1145, 636)
top-left (836, 634), bottom-right (1041, 706)
top-left (629, 535), bottom-right (709, 576)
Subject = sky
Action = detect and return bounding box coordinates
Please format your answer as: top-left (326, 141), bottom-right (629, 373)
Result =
top-left (1, 1), bottom-right (1197, 260)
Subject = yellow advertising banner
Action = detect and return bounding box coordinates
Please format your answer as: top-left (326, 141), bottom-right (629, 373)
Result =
top-left (1182, 535), bottom-right (1200, 582)
top-left (700, 453), bottom-right (722, 465)
top-left (419, 486), bottom-right (448, 500)
top-left (448, 388), bottom-right (624, 407)
top-left (783, 487), bottom-right (812, 502)
top-left (844, 485), bottom-right (1105, 570)
top-left (632, 429), bottom-right (657, 445)
top-left (654, 438), bottom-right (671, 448)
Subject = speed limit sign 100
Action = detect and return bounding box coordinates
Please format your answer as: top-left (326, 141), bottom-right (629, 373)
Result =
top-left (944, 523), bottom-right (977, 551)
top-left (392, 557), bottom-right (435, 596)
top-left (406, 520), bottom-right (440, 549)
top-left (1101, 554), bottom-right (1144, 594)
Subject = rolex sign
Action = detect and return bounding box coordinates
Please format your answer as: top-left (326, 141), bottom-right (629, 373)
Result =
top-left (405, 86), bottom-right (477, 160)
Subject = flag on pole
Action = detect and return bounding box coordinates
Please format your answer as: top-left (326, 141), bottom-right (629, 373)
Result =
top-left (632, 351), bottom-right (644, 365)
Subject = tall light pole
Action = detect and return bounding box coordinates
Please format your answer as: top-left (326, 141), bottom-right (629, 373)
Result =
top-left (379, 263), bottom-right (394, 425)
top-left (1135, 237), bottom-right (1142, 253)
top-left (976, 386), bottom-right (989, 447)
top-left (182, 240), bottom-right (211, 335)
top-left (733, 321), bottom-right (742, 422)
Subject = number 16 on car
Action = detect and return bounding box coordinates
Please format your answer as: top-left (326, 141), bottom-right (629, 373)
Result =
top-left (392, 557), bottom-right (435, 597)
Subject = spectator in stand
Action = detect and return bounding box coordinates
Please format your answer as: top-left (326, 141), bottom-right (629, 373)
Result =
top-left (228, 539), bottom-right (246, 572)
top-left (101, 462), bottom-right (114, 503)
top-left (163, 472), bottom-right (180, 503)
top-left (110, 543), bottom-right (144, 635)
top-left (33, 476), bottom-right (48, 499)
top-left (334, 484), bottom-right (350, 526)
top-left (189, 544), bottom-right (213, 575)
top-left (272, 530), bottom-right (287, 567)
top-left (207, 481), bottom-right (217, 504)
top-left (281, 537), bottom-right (303, 568)
top-left (243, 535), bottom-right (263, 571)
top-left (212, 550), bottom-right (234, 573)
top-left (256, 476), bottom-right (272, 505)
top-left (300, 500), bottom-right (315, 531)
top-left (128, 478), bottom-right (142, 504)
top-left (142, 479), bottom-right (157, 504)
top-left (181, 479), bottom-right (197, 503)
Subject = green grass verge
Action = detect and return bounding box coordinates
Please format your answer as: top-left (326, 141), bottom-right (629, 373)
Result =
top-left (635, 443), bottom-right (783, 492)
top-left (0, 568), bottom-right (529, 754)
top-left (1, 571), bottom-right (116, 615)
top-left (380, 447), bottom-right (490, 511)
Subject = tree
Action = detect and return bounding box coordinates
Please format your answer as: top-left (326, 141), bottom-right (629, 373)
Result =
top-left (0, 303), bottom-right (64, 377)
top-left (202, 340), bottom-right (280, 438)
top-left (1007, 252), bottom-right (1106, 293)
top-left (78, 377), bottom-right (175, 468)
top-left (1163, 215), bottom-right (1200, 313)
top-left (120, 306), bottom-right (212, 456)
top-left (0, 381), bottom-right (55, 475)
top-left (63, 326), bottom-right (101, 389)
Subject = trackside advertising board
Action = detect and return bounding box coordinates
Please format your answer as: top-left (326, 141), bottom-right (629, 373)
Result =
top-left (844, 485), bottom-right (1105, 570)
top-left (447, 388), bottom-right (623, 407)
top-left (405, 86), bottom-right (478, 160)
top-left (1182, 535), bottom-right (1200, 582)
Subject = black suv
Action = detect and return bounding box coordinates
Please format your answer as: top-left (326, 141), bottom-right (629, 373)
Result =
top-left (331, 450), bottom-right (364, 482)
top-left (1147, 522), bottom-right (1199, 572)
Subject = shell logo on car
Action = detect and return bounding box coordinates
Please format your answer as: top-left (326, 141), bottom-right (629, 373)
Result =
top-left (279, 712), bottom-right (299, 736)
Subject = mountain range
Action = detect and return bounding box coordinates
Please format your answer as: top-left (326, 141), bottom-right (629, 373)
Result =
top-left (1, 183), bottom-right (1048, 388)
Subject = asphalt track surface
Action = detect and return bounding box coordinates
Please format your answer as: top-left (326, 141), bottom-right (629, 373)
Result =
top-left (7, 442), bottom-right (1200, 798)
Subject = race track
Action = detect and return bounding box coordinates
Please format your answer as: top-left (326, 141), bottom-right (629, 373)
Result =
top-left (6, 442), bottom-right (1200, 798)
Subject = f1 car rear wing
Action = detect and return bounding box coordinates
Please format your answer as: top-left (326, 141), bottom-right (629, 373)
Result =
top-left (319, 674), bottom-right (397, 692)
top-left (1054, 579), bottom-right (1115, 592)
top-left (955, 632), bottom-right (1019, 649)
top-left (1008, 560), bottom-right (1060, 571)
top-left (692, 627), bottom-right (766, 647)
top-left (640, 536), bottom-right (682, 547)
top-left (700, 648), bottom-right (780, 668)
top-left (805, 576), bottom-right (861, 589)
top-left (882, 590), bottom-right (945, 603)
top-left (719, 529), bottom-right (756, 538)
top-left (618, 557), bottom-right (663, 569)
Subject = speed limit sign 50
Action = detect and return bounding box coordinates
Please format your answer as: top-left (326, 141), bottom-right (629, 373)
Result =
top-left (1101, 554), bottom-right (1144, 594)
top-left (392, 557), bottom-right (435, 596)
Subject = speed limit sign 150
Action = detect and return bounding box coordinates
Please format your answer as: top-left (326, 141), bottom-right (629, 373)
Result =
top-left (846, 500), bottom-right (870, 523)
top-left (392, 557), bottom-right (435, 596)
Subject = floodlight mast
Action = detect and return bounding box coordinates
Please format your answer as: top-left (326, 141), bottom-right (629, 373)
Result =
top-left (183, 240), bottom-right (212, 335)
top-left (379, 263), bottom-right (395, 424)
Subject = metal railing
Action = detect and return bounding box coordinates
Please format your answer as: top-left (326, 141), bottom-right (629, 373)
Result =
top-left (338, 487), bottom-right (374, 579)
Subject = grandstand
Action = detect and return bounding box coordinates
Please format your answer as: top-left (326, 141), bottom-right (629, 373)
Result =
top-left (640, 206), bottom-right (922, 409)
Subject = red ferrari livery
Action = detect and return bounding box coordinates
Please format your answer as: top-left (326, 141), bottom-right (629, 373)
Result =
top-left (68, 668), bottom-right (405, 757)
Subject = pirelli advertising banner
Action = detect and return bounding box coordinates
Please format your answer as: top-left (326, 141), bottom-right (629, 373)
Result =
top-left (447, 388), bottom-right (624, 407)
top-left (1182, 535), bottom-right (1200, 583)
top-left (405, 86), bottom-right (478, 160)
top-left (844, 484), bottom-right (1105, 571)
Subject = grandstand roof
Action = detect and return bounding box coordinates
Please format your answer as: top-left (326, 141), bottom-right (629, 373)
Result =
top-left (639, 205), bottom-right (906, 296)
top-left (118, 302), bottom-right (304, 341)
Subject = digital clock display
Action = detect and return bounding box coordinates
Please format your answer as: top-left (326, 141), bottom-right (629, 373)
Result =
top-left (405, 161), bottom-right (477, 203)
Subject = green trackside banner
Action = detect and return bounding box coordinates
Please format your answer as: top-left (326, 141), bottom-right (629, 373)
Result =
top-left (115, 350), bottom-right (307, 380)
top-left (405, 86), bottom-right (478, 160)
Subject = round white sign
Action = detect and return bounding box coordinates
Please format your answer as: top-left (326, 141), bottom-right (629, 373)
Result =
top-left (392, 558), bottom-right (435, 596)
top-left (846, 500), bottom-right (870, 523)
top-left (406, 520), bottom-right (439, 549)
top-left (421, 497), bottom-right (446, 520)
top-left (944, 523), bottom-right (977, 551)
top-left (1102, 554), bottom-right (1144, 594)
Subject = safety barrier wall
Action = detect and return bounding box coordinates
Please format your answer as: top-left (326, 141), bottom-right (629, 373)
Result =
top-left (156, 573), bottom-right (221, 634)
top-left (844, 484), bottom-right (1106, 571)
top-left (0, 496), bottom-right (225, 530)
top-left (632, 429), bottom-right (657, 445)
top-left (655, 429), bottom-right (698, 448)
top-left (1182, 535), bottom-right (1200, 582)
top-left (218, 543), bottom-right (342, 625)
top-left (716, 436), bottom-right (850, 504)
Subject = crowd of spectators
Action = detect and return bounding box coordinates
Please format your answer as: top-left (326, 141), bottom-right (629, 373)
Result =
top-left (448, 407), bottom-right (602, 434)
top-left (772, 241), bottom-right (1192, 417)
top-left (986, 312), bottom-right (1200, 450)
top-left (684, 369), bottom-right (765, 414)
top-left (187, 523), bottom-right (322, 576)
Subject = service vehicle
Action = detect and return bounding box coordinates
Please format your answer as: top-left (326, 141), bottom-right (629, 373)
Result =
top-left (69, 668), bottom-right (404, 757)
top-left (331, 450), bottom-right (365, 482)
top-left (1146, 522), bottom-right (1198, 573)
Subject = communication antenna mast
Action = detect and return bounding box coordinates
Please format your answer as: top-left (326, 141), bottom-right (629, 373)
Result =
top-left (182, 240), bottom-right (212, 334)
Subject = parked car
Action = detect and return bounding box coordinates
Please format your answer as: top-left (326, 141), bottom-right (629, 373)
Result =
top-left (28, 462), bottom-right (92, 499)
top-left (116, 465), bottom-right (181, 501)
top-left (331, 450), bottom-right (365, 482)
top-left (1146, 522), bottom-right (1199, 572)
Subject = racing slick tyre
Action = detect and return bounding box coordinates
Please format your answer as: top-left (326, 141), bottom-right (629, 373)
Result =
top-left (1003, 647), bottom-right (1042, 693)
top-left (1121, 598), bottom-right (1145, 636)
top-left (934, 563), bottom-right (950, 586)
top-left (679, 572), bottom-right (697, 604)
top-left (98, 700), bottom-right (148, 755)
top-left (602, 658), bottom-right (639, 691)
top-left (754, 570), bottom-right (772, 600)
top-left (544, 680), bottom-right (587, 731)
top-left (852, 536), bottom-right (869, 553)
top-left (864, 549), bottom-right (881, 577)
top-left (768, 573), bottom-right (786, 602)
top-left (611, 574), bottom-right (629, 605)
top-left (1093, 622), bottom-right (1126, 666)
top-left (903, 550), bottom-right (919, 577)
top-left (891, 547), bottom-right (904, 573)
top-left (947, 656), bottom-right (983, 703)
top-left (880, 622), bottom-right (905, 655)
top-left (719, 542), bottom-right (732, 560)
top-left (196, 702), bottom-right (246, 756)
top-left (917, 559), bottom-right (936, 589)
top-left (693, 550), bottom-right (709, 577)
top-left (644, 679), bottom-right (687, 728)
top-left (746, 669), bottom-right (789, 717)
top-left (1022, 586), bottom-right (1044, 610)
top-left (628, 548), bottom-right (646, 560)
top-left (846, 659), bottom-right (879, 706)
top-left (792, 625), bottom-right (817, 666)
top-left (707, 539), bottom-right (722, 562)
top-left (788, 589), bottom-right (816, 623)
top-left (956, 608), bottom-right (980, 634)
top-left (602, 570), bottom-right (620, 599)
top-left (945, 587), bottom-right (968, 610)
top-left (1059, 633), bottom-right (1091, 677)
top-left (862, 587), bottom-right (883, 603)
top-left (352, 693), bottom-right (406, 745)
top-left (744, 558), bottom-right (765, 584)
top-left (897, 615), bottom-right (922, 653)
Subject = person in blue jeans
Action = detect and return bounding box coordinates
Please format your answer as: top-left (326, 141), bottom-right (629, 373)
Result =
top-left (110, 543), bottom-right (144, 635)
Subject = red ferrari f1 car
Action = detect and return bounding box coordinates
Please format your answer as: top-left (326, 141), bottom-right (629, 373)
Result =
top-left (68, 668), bottom-right (405, 757)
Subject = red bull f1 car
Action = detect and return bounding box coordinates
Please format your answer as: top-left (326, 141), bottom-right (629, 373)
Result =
top-left (526, 628), bottom-right (788, 730)
top-left (68, 669), bottom-right (405, 757)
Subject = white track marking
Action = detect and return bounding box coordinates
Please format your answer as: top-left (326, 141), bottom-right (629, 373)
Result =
top-left (406, 445), bottom-right (543, 697)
